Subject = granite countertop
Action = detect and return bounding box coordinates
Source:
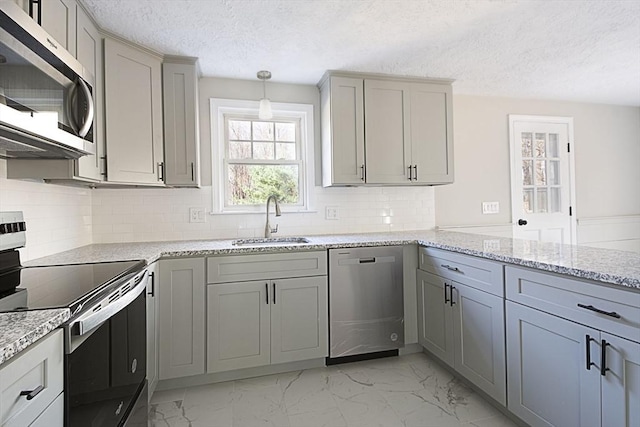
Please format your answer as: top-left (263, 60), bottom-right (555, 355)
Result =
top-left (25, 230), bottom-right (640, 289)
top-left (0, 309), bottom-right (70, 367)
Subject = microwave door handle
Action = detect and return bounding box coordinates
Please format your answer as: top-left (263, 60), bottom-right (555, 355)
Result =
top-left (67, 82), bottom-right (79, 133)
top-left (77, 78), bottom-right (94, 138)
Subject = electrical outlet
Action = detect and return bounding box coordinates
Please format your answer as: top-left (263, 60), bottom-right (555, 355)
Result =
top-left (189, 207), bottom-right (206, 223)
top-left (482, 201), bottom-right (500, 214)
top-left (483, 239), bottom-right (501, 252)
top-left (325, 206), bottom-right (339, 220)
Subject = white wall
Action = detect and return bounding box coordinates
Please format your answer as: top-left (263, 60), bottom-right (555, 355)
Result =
top-left (91, 76), bottom-right (436, 244)
top-left (436, 95), bottom-right (640, 251)
top-left (0, 159), bottom-right (92, 261)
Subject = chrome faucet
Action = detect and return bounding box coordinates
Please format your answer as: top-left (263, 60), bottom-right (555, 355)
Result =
top-left (264, 195), bottom-right (282, 238)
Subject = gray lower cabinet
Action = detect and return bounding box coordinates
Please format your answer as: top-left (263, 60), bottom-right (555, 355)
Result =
top-left (0, 330), bottom-right (64, 427)
top-left (601, 333), bottom-right (640, 427)
top-left (158, 258), bottom-right (205, 380)
top-left (506, 265), bottom-right (640, 427)
top-left (506, 301), bottom-right (601, 427)
top-left (146, 262), bottom-right (158, 396)
top-left (104, 38), bottom-right (164, 185)
top-left (207, 276), bottom-right (328, 373)
top-left (417, 269), bottom-right (506, 405)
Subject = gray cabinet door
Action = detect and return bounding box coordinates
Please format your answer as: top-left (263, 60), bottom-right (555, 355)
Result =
top-left (601, 333), bottom-right (640, 427)
top-left (145, 262), bottom-right (158, 396)
top-left (207, 280), bottom-right (270, 373)
top-left (506, 301), bottom-right (601, 427)
top-left (452, 283), bottom-right (506, 405)
top-left (37, 0), bottom-right (76, 55)
top-left (163, 61), bottom-right (199, 186)
top-left (271, 276), bottom-right (328, 364)
top-left (321, 76), bottom-right (365, 186)
top-left (158, 258), bottom-right (205, 380)
top-left (104, 38), bottom-right (164, 184)
top-left (410, 83), bottom-right (453, 184)
top-left (364, 79), bottom-right (412, 184)
top-left (75, 5), bottom-right (103, 181)
top-left (417, 269), bottom-right (454, 367)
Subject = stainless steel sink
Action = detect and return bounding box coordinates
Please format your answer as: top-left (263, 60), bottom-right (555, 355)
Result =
top-left (231, 237), bottom-right (310, 246)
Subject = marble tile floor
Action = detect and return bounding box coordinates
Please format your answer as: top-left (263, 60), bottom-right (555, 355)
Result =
top-left (149, 352), bottom-right (520, 427)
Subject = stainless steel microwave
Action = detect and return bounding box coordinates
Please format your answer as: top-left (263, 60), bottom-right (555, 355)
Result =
top-left (0, 1), bottom-right (95, 159)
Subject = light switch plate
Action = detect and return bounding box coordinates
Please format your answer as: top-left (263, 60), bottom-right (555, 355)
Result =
top-left (482, 201), bottom-right (500, 214)
top-left (483, 239), bottom-right (501, 252)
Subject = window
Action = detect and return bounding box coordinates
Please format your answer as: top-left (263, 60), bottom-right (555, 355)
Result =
top-left (210, 99), bottom-right (314, 213)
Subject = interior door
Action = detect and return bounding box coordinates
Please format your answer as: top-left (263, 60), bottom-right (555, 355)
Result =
top-left (509, 115), bottom-right (576, 244)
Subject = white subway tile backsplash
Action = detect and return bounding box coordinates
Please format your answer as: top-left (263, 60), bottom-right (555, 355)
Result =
top-left (0, 160), bottom-right (93, 262)
top-left (90, 185), bottom-right (435, 243)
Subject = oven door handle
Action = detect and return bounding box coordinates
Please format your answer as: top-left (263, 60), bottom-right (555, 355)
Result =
top-left (71, 270), bottom-right (148, 336)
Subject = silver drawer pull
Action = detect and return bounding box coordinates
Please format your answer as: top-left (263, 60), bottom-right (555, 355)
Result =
top-left (20, 385), bottom-right (44, 401)
top-left (440, 264), bottom-right (460, 272)
top-left (577, 303), bottom-right (621, 319)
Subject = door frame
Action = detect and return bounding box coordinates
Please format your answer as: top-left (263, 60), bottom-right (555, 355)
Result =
top-left (508, 115), bottom-right (578, 245)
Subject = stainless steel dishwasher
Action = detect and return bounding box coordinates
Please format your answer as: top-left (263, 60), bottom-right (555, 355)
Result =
top-left (328, 246), bottom-right (404, 361)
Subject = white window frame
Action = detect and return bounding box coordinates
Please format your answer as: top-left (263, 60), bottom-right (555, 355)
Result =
top-left (210, 98), bottom-right (315, 214)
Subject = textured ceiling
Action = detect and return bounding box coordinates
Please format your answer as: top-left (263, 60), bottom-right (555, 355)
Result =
top-left (82, 0), bottom-right (640, 106)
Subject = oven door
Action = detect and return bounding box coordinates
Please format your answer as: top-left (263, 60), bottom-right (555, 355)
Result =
top-left (65, 277), bottom-right (147, 427)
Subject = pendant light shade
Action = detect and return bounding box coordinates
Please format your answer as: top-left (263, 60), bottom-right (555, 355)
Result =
top-left (259, 98), bottom-right (272, 120)
top-left (257, 70), bottom-right (273, 120)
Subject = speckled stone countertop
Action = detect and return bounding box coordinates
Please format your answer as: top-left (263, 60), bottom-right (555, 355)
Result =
top-left (0, 309), bottom-right (70, 367)
top-left (25, 230), bottom-right (640, 289)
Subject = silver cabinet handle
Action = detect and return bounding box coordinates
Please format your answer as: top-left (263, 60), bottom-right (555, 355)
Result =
top-left (157, 162), bottom-right (164, 181)
top-left (413, 165), bottom-right (418, 181)
top-left (441, 264), bottom-right (461, 272)
top-left (360, 164), bottom-right (365, 181)
top-left (407, 165), bottom-right (412, 180)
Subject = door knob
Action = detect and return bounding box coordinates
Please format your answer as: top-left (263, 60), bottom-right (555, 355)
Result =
top-left (517, 219), bottom-right (528, 226)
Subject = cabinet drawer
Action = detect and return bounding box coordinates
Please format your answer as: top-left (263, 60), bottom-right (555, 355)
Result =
top-left (0, 329), bottom-right (64, 427)
top-left (506, 266), bottom-right (640, 342)
top-left (419, 247), bottom-right (504, 296)
top-left (207, 251), bottom-right (327, 283)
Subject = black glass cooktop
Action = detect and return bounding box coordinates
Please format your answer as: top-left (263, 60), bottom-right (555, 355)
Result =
top-left (0, 260), bottom-right (144, 313)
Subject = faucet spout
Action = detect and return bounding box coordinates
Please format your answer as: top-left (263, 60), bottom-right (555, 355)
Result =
top-left (265, 195), bottom-right (281, 238)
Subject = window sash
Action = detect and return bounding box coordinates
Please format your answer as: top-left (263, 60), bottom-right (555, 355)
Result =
top-left (222, 114), bottom-right (304, 209)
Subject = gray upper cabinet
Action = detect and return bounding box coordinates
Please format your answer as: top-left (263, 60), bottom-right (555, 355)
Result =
top-left (319, 71), bottom-right (454, 186)
top-left (32, 0), bottom-right (77, 55)
top-left (320, 76), bottom-right (365, 186)
top-left (104, 38), bottom-right (164, 185)
top-left (162, 59), bottom-right (200, 187)
top-left (364, 79), bottom-right (412, 184)
top-left (74, 4), bottom-right (103, 181)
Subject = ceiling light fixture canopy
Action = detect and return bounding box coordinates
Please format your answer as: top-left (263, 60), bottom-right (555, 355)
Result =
top-left (257, 70), bottom-right (272, 120)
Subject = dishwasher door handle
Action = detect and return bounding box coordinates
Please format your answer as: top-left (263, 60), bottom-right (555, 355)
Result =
top-left (359, 258), bottom-right (376, 263)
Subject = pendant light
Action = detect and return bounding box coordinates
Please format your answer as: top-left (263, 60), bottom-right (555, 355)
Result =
top-left (257, 70), bottom-right (272, 120)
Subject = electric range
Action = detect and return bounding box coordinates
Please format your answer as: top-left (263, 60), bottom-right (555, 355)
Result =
top-left (0, 211), bottom-right (149, 427)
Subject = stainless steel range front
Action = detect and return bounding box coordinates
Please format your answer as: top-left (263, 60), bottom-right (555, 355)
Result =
top-left (0, 211), bottom-right (148, 426)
